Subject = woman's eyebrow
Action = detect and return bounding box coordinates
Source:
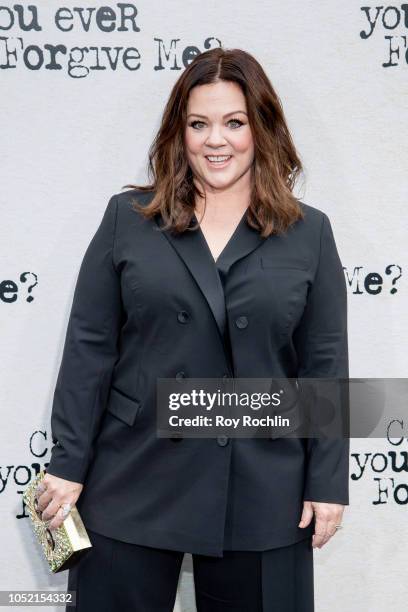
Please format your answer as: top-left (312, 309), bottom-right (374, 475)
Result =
top-left (186, 110), bottom-right (248, 119)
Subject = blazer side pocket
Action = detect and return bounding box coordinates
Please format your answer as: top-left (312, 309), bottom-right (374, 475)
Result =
top-left (106, 386), bottom-right (141, 427)
top-left (269, 401), bottom-right (306, 440)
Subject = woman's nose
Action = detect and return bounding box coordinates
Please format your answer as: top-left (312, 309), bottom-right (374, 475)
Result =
top-left (205, 126), bottom-right (227, 146)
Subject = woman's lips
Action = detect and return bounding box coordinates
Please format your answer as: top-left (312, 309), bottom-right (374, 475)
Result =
top-left (205, 155), bottom-right (232, 169)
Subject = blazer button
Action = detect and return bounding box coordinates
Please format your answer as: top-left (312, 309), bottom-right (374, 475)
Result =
top-left (177, 310), bottom-right (190, 324)
top-left (175, 371), bottom-right (186, 381)
top-left (217, 435), bottom-right (229, 447)
top-left (235, 316), bottom-right (248, 329)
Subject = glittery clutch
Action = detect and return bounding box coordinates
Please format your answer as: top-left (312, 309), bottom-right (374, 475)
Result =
top-left (23, 469), bottom-right (93, 573)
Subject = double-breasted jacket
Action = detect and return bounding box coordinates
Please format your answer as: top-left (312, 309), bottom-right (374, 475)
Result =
top-left (45, 188), bottom-right (350, 557)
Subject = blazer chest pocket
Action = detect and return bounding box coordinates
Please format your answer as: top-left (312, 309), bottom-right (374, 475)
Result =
top-left (106, 386), bottom-right (141, 426)
top-left (258, 256), bottom-right (311, 333)
top-left (260, 256), bottom-right (309, 271)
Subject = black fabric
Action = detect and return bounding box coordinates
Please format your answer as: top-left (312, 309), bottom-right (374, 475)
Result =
top-left (66, 529), bottom-right (314, 612)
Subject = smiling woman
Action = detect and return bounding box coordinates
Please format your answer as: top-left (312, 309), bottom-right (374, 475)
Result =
top-left (124, 46), bottom-right (305, 238)
top-left (185, 84), bottom-right (254, 186)
top-left (42, 46), bottom-right (348, 612)
top-left (181, 80), bottom-right (256, 259)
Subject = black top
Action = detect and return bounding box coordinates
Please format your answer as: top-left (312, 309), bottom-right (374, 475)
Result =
top-left (215, 258), bottom-right (234, 375)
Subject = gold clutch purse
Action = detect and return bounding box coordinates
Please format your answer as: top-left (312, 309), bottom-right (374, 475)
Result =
top-left (23, 469), bottom-right (93, 573)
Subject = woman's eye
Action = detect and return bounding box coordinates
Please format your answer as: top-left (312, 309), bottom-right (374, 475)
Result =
top-left (189, 118), bottom-right (244, 130)
top-left (190, 120), bottom-right (206, 129)
top-left (228, 118), bottom-right (244, 128)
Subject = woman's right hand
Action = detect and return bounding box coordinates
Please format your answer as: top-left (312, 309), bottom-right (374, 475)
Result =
top-left (34, 472), bottom-right (84, 531)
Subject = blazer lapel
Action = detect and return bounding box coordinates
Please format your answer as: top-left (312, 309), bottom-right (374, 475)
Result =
top-left (214, 210), bottom-right (266, 280)
top-left (155, 212), bottom-right (227, 344)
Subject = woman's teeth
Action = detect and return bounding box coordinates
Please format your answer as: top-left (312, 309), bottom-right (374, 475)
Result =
top-left (205, 155), bottom-right (232, 165)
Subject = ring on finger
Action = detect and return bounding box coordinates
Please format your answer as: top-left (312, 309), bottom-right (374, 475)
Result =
top-left (59, 503), bottom-right (72, 519)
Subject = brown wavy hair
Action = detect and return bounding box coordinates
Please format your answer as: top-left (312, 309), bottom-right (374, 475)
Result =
top-left (123, 46), bottom-right (305, 237)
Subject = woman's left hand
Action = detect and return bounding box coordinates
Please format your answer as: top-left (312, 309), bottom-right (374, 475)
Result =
top-left (298, 501), bottom-right (345, 548)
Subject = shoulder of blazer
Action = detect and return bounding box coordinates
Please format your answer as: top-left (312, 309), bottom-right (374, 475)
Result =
top-left (297, 200), bottom-right (342, 244)
top-left (109, 188), bottom-right (157, 233)
top-left (297, 200), bottom-right (328, 225)
top-left (114, 188), bottom-right (155, 211)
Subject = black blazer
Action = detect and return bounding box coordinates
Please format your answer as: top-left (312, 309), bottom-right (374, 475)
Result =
top-left (45, 188), bottom-right (349, 557)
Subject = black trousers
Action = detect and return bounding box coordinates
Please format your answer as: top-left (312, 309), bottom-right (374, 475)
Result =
top-left (66, 529), bottom-right (314, 611)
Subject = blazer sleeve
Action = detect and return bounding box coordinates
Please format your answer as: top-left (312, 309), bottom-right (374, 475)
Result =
top-left (293, 212), bottom-right (350, 505)
top-left (45, 194), bottom-right (122, 484)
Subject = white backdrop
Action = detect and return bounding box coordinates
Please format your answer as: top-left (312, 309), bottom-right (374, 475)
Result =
top-left (1, 1), bottom-right (407, 610)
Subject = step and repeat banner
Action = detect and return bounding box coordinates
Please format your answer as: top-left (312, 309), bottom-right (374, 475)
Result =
top-left (1, 2), bottom-right (406, 611)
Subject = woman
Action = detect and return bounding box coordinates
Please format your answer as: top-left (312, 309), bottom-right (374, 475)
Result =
top-left (36, 47), bottom-right (349, 611)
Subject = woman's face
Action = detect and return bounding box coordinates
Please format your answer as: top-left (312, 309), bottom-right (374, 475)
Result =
top-left (184, 80), bottom-right (255, 193)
